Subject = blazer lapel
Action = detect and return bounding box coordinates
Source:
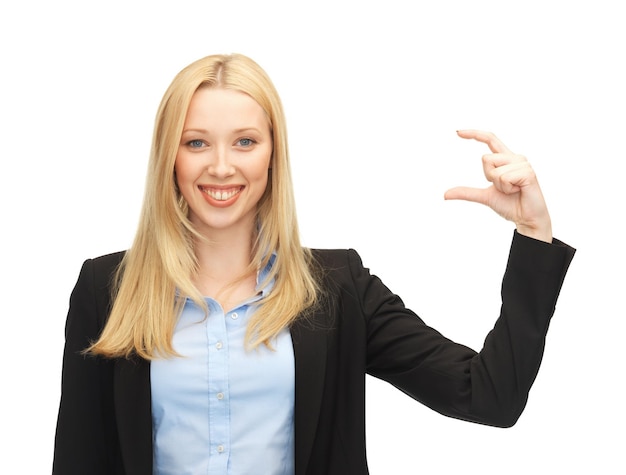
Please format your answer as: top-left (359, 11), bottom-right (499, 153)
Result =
top-left (114, 357), bottom-right (153, 475)
top-left (110, 309), bottom-right (329, 475)
top-left (291, 312), bottom-right (329, 475)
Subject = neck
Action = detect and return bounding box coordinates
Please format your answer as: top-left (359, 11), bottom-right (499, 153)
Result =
top-left (191, 225), bottom-right (258, 306)
top-left (194, 233), bottom-right (254, 279)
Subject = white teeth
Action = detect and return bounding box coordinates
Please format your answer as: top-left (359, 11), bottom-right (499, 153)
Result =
top-left (203, 187), bottom-right (240, 201)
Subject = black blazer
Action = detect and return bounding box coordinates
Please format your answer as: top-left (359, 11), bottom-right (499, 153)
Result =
top-left (53, 232), bottom-right (574, 475)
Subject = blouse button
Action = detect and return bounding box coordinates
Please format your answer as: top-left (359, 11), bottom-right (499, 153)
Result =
top-left (217, 445), bottom-right (225, 453)
top-left (216, 341), bottom-right (223, 350)
top-left (230, 312), bottom-right (239, 320)
top-left (216, 392), bottom-right (224, 400)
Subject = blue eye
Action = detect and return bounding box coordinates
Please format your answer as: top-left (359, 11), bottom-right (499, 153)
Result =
top-left (188, 139), bottom-right (204, 148)
top-left (238, 138), bottom-right (255, 147)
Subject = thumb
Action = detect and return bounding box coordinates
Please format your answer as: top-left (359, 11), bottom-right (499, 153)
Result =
top-left (444, 186), bottom-right (489, 206)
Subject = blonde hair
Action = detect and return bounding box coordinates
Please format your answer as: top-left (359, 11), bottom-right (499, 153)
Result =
top-left (89, 54), bottom-right (320, 359)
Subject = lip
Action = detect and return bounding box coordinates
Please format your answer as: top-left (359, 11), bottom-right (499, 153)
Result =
top-left (198, 185), bottom-right (244, 208)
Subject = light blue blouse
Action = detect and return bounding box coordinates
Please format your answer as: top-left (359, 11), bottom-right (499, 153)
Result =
top-left (151, 256), bottom-right (295, 474)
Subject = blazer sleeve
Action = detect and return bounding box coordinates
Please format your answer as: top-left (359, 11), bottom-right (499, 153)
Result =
top-left (357, 231), bottom-right (575, 427)
top-left (52, 256), bottom-right (123, 474)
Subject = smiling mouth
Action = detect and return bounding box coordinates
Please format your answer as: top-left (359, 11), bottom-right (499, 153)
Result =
top-left (199, 186), bottom-right (243, 201)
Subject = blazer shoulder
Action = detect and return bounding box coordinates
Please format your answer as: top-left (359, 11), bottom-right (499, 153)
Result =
top-left (74, 251), bottom-right (127, 306)
top-left (310, 248), bottom-right (363, 267)
top-left (91, 250), bottom-right (126, 269)
top-left (87, 250), bottom-right (126, 280)
top-left (309, 248), bottom-right (369, 292)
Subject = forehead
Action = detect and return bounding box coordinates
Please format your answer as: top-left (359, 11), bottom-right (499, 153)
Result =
top-left (184, 87), bottom-right (268, 127)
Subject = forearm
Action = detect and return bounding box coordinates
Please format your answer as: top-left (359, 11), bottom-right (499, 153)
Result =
top-left (467, 231), bottom-right (575, 426)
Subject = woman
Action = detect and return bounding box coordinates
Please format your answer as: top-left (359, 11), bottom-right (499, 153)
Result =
top-left (52, 53), bottom-right (575, 475)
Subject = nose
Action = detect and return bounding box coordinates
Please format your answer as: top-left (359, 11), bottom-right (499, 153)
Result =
top-left (207, 146), bottom-right (235, 178)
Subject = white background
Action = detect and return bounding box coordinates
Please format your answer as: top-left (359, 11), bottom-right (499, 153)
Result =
top-left (1, 1), bottom-right (624, 473)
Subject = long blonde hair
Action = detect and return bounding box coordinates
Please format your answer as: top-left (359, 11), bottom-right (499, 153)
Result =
top-left (89, 54), bottom-right (320, 359)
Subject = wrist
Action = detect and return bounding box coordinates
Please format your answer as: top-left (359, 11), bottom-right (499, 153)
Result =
top-left (516, 223), bottom-right (553, 243)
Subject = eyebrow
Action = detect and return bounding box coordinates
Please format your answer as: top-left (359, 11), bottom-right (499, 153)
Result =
top-left (181, 127), bottom-right (264, 135)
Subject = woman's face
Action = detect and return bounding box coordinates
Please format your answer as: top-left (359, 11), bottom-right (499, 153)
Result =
top-left (175, 87), bottom-right (272, 237)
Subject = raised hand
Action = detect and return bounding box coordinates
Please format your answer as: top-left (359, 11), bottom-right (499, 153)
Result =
top-left (444, 130), bottom-right (553, 243)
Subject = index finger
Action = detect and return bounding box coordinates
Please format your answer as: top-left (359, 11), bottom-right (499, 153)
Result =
top-left (456, 129), bottom-right (512, 154)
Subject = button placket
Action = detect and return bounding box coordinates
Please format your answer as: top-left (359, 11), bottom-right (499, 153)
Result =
top-left (205, 299), bottom-right (230, 471)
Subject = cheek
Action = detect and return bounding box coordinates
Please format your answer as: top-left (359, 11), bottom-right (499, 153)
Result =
top-left (174, 156), bottom-right (192, 187)
top-left (250, 158), bottom-right (271, 190)
top-left (252, 149), bottom-right (272, 179)
top-left (173, 159), bottom-right (198, 206)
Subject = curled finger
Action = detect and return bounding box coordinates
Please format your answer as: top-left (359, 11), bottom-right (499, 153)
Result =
top-left (489, 161), bottom-right (536, 195)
